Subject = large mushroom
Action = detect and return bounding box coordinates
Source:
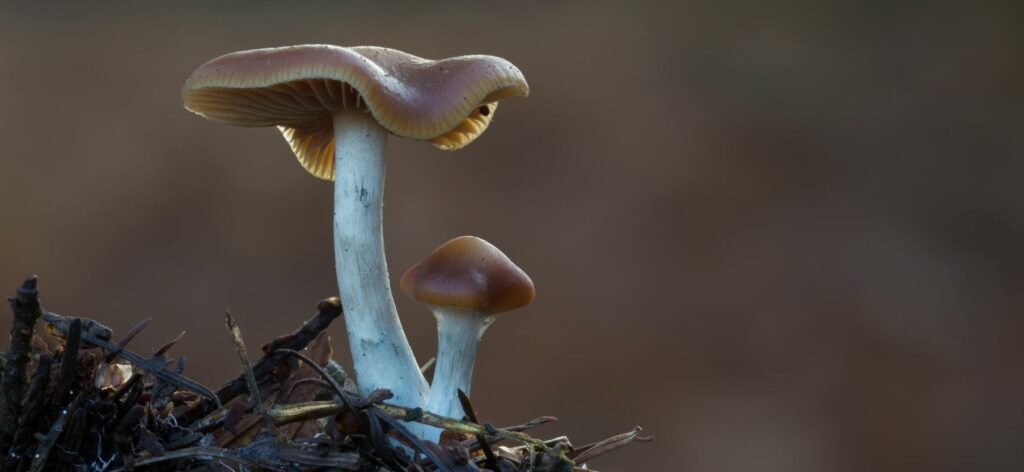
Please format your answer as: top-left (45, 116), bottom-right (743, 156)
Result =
top-left (400, 236), bottom-right (535, 425)
top-left (182, 45), bottom-right (529, 408)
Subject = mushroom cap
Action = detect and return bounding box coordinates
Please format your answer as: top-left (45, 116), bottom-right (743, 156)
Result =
top-left (400, 236), bottom-right (535, 315)
top-left (182, 45), bottom-right (529, 180)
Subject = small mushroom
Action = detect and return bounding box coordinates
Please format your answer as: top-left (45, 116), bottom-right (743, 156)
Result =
top-left (182, 45), bottom-right (528, 409)
top-left (400, 236), bottom-right (535, 423)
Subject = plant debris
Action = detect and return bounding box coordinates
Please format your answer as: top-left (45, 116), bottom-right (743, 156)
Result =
top-left (0, 276), bottom-right (650, 471)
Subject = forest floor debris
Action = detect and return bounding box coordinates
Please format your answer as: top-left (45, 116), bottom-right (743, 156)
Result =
top-left (0, 277), bottom-right (649, 471)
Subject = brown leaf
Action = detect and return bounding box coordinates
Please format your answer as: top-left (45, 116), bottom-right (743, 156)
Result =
top-left (441, 429), bottom-right (472, 446)
top-left (222, 399), bottom-right (248, 435)
top-left (213, 384), bottom-right (279, 447)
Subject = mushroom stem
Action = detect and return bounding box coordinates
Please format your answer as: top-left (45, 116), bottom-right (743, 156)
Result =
top-left (332, 111), bottom-right (428, 408)
top-left (425, 307), bottom-right (492, 420)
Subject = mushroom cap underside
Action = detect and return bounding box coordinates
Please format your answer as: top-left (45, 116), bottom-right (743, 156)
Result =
top-left (400, 236), bottom-right (535, 315)
top-left (183, 45), bottom-right (529, 180)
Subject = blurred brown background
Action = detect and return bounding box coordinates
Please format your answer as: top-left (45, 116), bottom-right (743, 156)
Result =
top-left (1, 1), bottom-right (1022, 470)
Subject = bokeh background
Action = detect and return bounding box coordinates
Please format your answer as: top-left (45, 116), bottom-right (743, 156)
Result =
top-left (1, 1), bottom-right (1022, 470)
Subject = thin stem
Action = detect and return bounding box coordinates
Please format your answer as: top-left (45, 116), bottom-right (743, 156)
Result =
top-left (426, 309), bottom-right (490, 419)
top-left (331, 111), bottom-right (428, 409)
top-left (266, 400), bottom-right (548, 447)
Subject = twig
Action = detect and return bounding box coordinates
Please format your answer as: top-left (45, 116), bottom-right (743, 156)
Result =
top-left (276, 446), bottom-right (360, 469)
top-left (223, 311), bottom-right (266, 419)
top-left (568, 426), bottom-right (652, 464)
top-left (458, 389), bottom-right (498, 469)
top-left (0, 276), bottom-right (43, 455)
top-left (459, 415), bottom-right (560, 452)
top-left (268, 400), bottom-right (549, 447)
top-left (364, 408), bottom-right (405, 470)
top-left (504, 416), bottom-right (560, 433)
top-left (151, 356), bottom-right (186, 412)
top-left (40, 311), bottom-right (112, 344)
top-left (284, 378), bottom-right (332, 398)
top-left (366, 407), bottom-right (453, 472)
top-left (63, 406), bottom-right (88, 461)
top-left (216, 298), bottom-right (343, 405)
top-left (105, 445), bottom-right (282, 472)
top-left (91, 332), bottom-right (220, 407)
top-left (274, 349), bottom-right (344, 400)
top-left (153, 330), bottom-right (186, 356)
top-left (94, 316), bottom-right (148, 389)
top-left (273, 348), bottom-right (367, 433)
top-left (103, 317), bottom-right (151, 363)
top-left (42, 310), bottom-right (221, 407)
top-left (53, 317), bottom-right (81, 409)
top-left (29, 393), bottom-right (84, 472)
top-left (6, 354), bottom-right (52, 471)
top-left (420, 357), bottom-right (436, 375)
top-left (0, 280), bottom-right (647, 470)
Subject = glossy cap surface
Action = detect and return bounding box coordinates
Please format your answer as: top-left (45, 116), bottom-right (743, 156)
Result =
top-left (400, 236), bottom-right (535, 315)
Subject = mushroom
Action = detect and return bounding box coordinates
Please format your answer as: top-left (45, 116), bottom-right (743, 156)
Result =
top-left (181, 45), bottom-right (529, 408)
top-left (400, 236), bottom-right (535, 423)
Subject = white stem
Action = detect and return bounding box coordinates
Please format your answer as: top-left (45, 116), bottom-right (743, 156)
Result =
top-left (425, 308), bottom-right (492, 419)
top-left (332, 111), bottom-right (428, 408)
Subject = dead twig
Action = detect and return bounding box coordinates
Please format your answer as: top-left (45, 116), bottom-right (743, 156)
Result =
top-left (273, 348), bottom-right (366, 432)
top-left (42, 310), bottom-right (220, 408)
top-left (92, 333), bottom-right (219, 407)
top-left (53, 317), bottom-right (81, 409)
top-left (458, 389), bottom-right (499, 469)
top-left (366, 406), bottom-right (454, 472)
top-left (154, 330), bottom-right (187, 356)
top-left (103, 317), bottom-right (151, 363)
top-left (29, 393), bottom-right (84, 472)
top-left (40, 311), bottom-right (112, 345)
top-left (268, 399), bottom-right (549, 447)
top-left (224, 311), bottom-right (267, 420)
top-left (106, 444), bottom-right (285, 472)
top-left (274, 349), bottom-right (344, 400)
top-left (0, 279), bottom-right (648, 471)
top-left (99, 338), bottom-right (218, 407)
top-left (284, 378), bottom-right (332, 398)
top-left (568, 426), bottom-right (652, 464)
top-left (0, 276), bottom-right (43, 457)
top-left (276, 446), bottom-right (361, 469)
top-left (216, 297), bottom-right (342, 405)
top-left (6, 354), bottom-right (52, 471)
top-left (505, 416), bottom-right (560, 433)
top-left (459, 415), bottom-right (560, 453)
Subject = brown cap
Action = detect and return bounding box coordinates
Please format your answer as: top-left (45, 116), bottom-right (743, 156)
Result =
top-left (182, 45), bottom-right (529, 180)
top-left (400, 236), bottom-right (535, 315)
